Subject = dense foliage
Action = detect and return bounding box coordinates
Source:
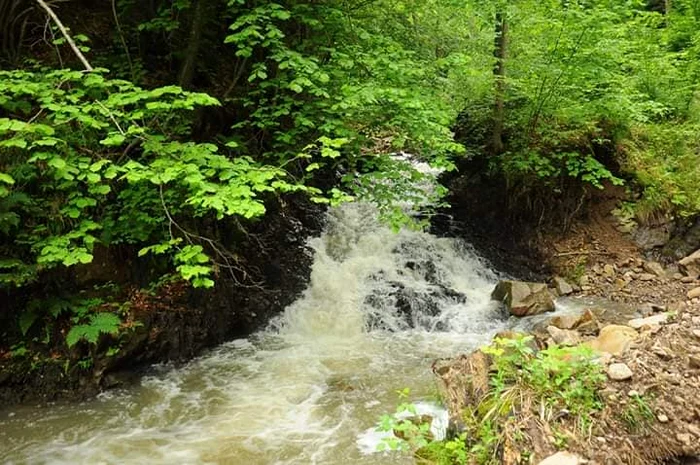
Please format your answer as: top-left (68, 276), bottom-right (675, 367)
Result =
top-left (1, 0), bottom-right (699, 360)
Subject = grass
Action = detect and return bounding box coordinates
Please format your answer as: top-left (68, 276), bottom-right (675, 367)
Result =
top-left (620, 393), bottom-right (655, 433)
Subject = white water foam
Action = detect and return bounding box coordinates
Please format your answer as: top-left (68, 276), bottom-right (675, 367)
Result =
top-left (0, 201), bottom-right (508, 465)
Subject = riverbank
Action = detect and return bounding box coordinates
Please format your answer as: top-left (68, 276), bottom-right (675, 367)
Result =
top-left (429, 173), bottom-right (700, 464)
top-left (0, 195), bottom-right (325, 406)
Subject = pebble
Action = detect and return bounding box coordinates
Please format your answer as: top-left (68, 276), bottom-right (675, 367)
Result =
top-left (628, 313), bottom-right (670, 329)
top-left (689, 355), bottom-right (700, 369)
top-left (677, 433), bottom-right (692, 445)
top-left (693, 330), bottom-right (700, 340)
top-left (608, 363), bottom-right (633, 381)
top-left (658, 414), bottom-right (669, 423)
top-left (681, 276), bottom-right (696, 284)
top-left (537, 451), bottom-right (585, 465)
top-left (546, 326), bottom-right (581, 346)
top-left (639, 273), bottom-right (656, 282)
top-left (688, 287), bottom-right (700, 299)
top-left (643, 261), bottom-right (665, 277)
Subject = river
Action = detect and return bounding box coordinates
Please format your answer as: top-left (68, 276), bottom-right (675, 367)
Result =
top-left (1, 198), bottom-right (512, 464)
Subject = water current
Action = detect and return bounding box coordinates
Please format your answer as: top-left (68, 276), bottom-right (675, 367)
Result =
top-left (0, 197), bottom-right (519, 464)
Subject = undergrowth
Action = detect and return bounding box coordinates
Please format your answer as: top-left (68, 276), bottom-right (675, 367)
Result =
top-left (621, 123), bottom-right (700, 222)
top-left (377, 335), bottom-right (606, 464)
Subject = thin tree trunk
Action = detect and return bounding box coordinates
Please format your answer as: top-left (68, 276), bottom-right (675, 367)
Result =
top-left (178, 0), bottom-right (207, 88)
top-left (35, 0), bottom-right (93, 71)
top-left (490, 12), bottom-right (508, 155)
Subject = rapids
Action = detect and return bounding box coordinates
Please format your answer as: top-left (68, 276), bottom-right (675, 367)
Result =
top-left (0, 201), bottom-right (511, 465)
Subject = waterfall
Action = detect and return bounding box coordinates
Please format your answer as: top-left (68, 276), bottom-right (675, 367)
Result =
top-left (1, 198), bottom-right (510, 465)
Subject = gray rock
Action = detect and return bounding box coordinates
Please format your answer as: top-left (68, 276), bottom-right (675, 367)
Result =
top-left (634, 223), bottom-right (673, 250)
top-left (627, 313), bottom-right (671, 329)
top-left (546, 326), bottom-right (581, 346)
top-left (491, 280), bottom-right (555, 317)
top-left (643, 261), bottom-right (666, 277)
top-left (679, 249), bottom-right (700, 279)
top-left (553, 276), bottom-right (574, 296)
top-left (607, 363), bottom-right (634, 381)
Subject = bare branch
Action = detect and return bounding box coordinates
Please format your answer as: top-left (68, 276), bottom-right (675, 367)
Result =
top-left (35, 0), bottom-right (93, 71)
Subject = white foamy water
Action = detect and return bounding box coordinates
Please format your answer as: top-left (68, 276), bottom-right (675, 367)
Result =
top-left (0, 201), bottom-right (509, 465)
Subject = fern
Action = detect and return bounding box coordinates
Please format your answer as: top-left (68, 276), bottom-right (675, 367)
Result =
top-left (66, 313), bottom-right (121, 347)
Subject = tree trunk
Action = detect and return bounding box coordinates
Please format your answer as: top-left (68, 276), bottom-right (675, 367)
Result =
top-left (489, 12), bottom-right (508, 155)
top-left (178, 0), bottom-right (207, 89)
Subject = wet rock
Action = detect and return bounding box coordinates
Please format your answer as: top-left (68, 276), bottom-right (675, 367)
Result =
top-left (537, 451), bottom-right (585, 465)
top-left (679, 249), bottom-right (700, 279)
top-left (553, 276), bottom-right (574, 296)
top-left (607, 363), bottom-right (633, 381)
top-left (589, 325), bottom-right (638, 355)
top-left (627, 313), bottom-right (671, 330)
top-left (491, 281), bottom-right (555, 317)
top-left (549, 309), bottom-right (598, 334)
top-left (546, 326), bottom-right (581, 346)
top-left (643, 261), bottom-right (666, 277)
top-left (365, 281), bottom-right (467, 331)
top-left (688, 287), bottom-right (700, 300)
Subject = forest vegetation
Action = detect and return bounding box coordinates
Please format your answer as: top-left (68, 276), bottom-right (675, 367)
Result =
top-left (0, 0), bottom-right (699, 382)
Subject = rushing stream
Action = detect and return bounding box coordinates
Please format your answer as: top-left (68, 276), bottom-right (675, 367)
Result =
top-left (0, 199), bottom-right (515, 465)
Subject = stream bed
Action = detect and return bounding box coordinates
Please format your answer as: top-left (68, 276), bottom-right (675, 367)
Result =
top-left (0, 201), bottom-right (515, 464)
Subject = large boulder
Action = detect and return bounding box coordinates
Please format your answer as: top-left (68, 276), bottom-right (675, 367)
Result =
top-left (491, 280), bottom-right (555, 317)
top-left (679, 249), bottom-right (700, 279)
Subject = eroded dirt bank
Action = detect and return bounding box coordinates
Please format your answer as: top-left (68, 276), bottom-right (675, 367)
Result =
top-left (0, 195), bottom-right (325, 406)
top-left (432, 172), bottom-right (700, 464)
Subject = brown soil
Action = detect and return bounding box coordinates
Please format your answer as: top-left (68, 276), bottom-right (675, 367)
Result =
top-left (435, 178), bottom-right (700, 464)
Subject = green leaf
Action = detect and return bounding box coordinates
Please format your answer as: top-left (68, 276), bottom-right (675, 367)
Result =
top-left (66, 313), bottom-right (121, 347)
top-left (100, 134), bottom-right (126, 146)
top-left (18, 311), bottom-right (37, 336)
top-left (48, 157), bottom-right (67, 170)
